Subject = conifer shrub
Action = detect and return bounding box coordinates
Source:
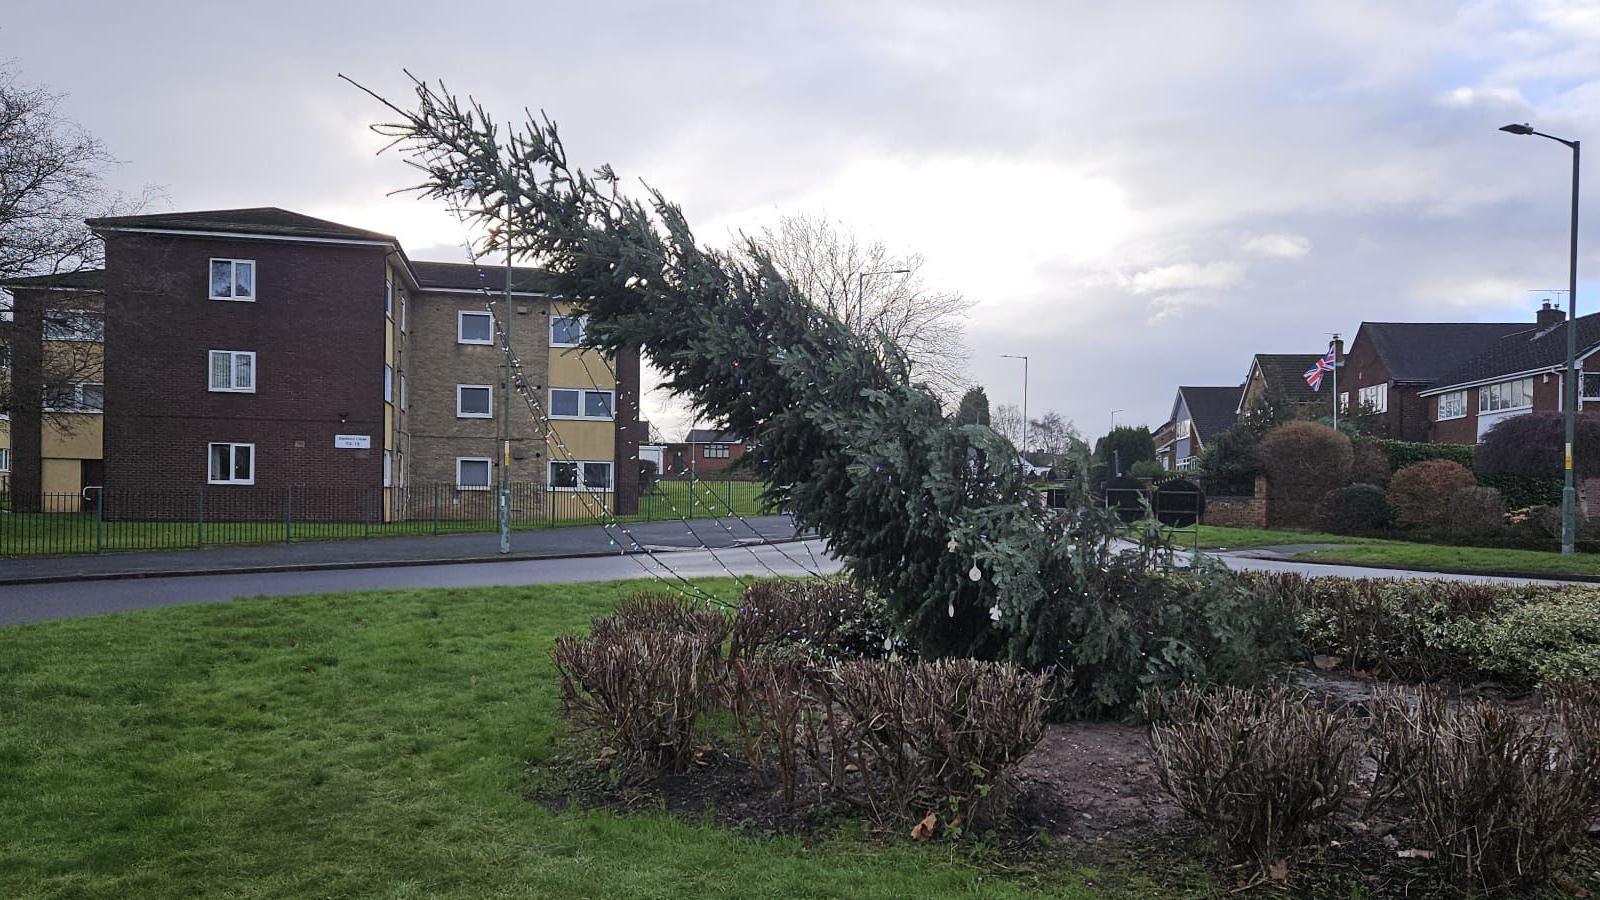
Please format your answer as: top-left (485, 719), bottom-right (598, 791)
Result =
top-left (1385, 459), bottom-right (1476, 528)
top-left (1255, 422), bottom-right (1353, 526)
top-left (1147, 685), bottom-right (1361, 868)
top-left (1319, 483), bottom-right (1392, 534)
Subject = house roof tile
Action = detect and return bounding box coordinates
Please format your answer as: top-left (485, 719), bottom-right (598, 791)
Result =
top-left (1178, 385), bottom-right (1243, 444)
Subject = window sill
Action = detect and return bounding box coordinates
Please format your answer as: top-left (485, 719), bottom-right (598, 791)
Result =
top-left (456, 485), bottom-right (491, 492)
top-left (548, 414), bottom-right (614, 422)
top-left (209, 388), bottom-right (256, 394)
top-left (456, 412), bottom-right (494, 419)
top-left (457, 339), bottom-right (495, 346)
top-left (208, 295), bottom-right (255, 302)
top-left (207, 480), bottom-right (255, 486)
top-left (549, 486), bottom-right (613, 493)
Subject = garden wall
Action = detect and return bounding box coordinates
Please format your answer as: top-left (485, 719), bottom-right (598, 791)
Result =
top-left (1200, 476), bottom-right (1268, 528)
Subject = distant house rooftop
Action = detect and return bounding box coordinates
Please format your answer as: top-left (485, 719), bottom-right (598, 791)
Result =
top-left (0, 269), bottom-right (106, 291)
top-left (1177, 385), bottom-right (1243, 445)
top-left (1245, 353), bottom-right (1327, 407)
top-left (685, 429), bottom-right (743, 444)
top-left (1358, 321), bottom-right (1531, 385)
top-left (87, 207), bottom-right (398, 243)
top-left (1423, 311), bottom-right (1600, 394)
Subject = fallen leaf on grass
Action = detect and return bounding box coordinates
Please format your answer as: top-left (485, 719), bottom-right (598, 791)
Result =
top-left (1266, 860), bottom-right (1290, 882)
top-left (1397, 848), bottom-right (1435, 860)
top-left (910, 813), bottom-right (938, 841)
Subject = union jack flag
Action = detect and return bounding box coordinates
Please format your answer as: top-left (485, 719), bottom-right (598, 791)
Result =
top-left (1303, 347), bottom-right (1338, 391)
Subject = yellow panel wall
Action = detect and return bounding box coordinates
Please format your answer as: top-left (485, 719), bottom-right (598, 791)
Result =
top-left (41, 457), bottom-right (82, 495)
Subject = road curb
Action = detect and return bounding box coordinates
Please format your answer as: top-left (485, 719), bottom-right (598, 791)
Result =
top-left (0, 536), bottom-right (814, 587)
top-left (1210, 548), bottom-right (1600, 584)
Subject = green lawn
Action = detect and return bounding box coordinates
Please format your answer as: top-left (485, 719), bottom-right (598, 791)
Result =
top-left (1187, 525), bottom-right (1600, 579)
top-left (0, 480), bottom-right (772, 558)
top-left (0, 579), bottom-right (1185, 899)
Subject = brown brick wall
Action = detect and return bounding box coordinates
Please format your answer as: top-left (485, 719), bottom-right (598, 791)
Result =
top-left (1200, 476), bottom-right (1267, 528)
top-left (102, 233), bottom-right (388, 507)
top-left (404, 290), bottom-right (549, 488)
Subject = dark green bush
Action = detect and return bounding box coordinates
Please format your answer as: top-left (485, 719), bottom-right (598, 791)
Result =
top-left (1369, 437), bottom-right (1474, 469)
top-left (1348, 440), bottom-right (1392, 486)
top-left (1386, 459), bottom-right (1476, 528)
top-left (1476, 411), bottom-right (1600, 479)
top-left (1127, 459), bottom-right (1167, 480)
top-left (1479, 472), bottom-right (1562, 509)
top-left (1320, 483), bottom-right (1392, 534)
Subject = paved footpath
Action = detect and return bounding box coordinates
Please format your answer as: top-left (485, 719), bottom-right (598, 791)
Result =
top-left (0, 532), bottom-right (1589, 628)
top-left (0, 515), bottom-right (801, 584)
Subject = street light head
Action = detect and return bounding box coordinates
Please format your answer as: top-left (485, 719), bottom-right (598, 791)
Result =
top-left (1500, 123), bottom-right (1535, 135)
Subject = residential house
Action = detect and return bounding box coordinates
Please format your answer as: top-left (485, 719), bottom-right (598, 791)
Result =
top-left (1151, 419), bottom-right (1176, 470)
top-left (1160, 385), bottom-right (1243, 470)
top-left (667, 429), bottom-right (748, 476)
top-left (5, 207), bottom-right (639, 517)
top-left (1337, 320), bottom-right (1531, 441)
top-left (1238, 353), bottom-right (1333, 419)
top-left (1419, 303), bottom-right (1600, 443)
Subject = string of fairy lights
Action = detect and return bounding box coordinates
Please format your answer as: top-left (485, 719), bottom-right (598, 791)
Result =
top-left (418, 161), bottom-right (825, 599)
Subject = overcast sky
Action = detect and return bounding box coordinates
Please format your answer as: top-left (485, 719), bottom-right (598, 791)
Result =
top-left (7, 1), bottom-right (1600, 440)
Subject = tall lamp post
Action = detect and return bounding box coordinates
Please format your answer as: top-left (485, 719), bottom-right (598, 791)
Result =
top-left (1002, 354), bottom-right (1029, 454)
top-left (1501, 122), bottom-right (1581, 555)
top-left (854, 268), bottom-right (911, 326)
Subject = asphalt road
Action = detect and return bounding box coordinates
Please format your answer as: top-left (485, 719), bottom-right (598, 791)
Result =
top-left (0, 541), bottom-right (1585, 628)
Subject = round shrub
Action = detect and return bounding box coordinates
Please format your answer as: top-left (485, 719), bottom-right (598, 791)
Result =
top-left (1441, 485), bottom-right (1506, 541)
top-left (1320, 483), bottom-right (1392, 534)
top-left (1255, 422), bottom-right (1353, 527)
top-left (1476, 411), bottom-right (1600, 479)
top-left (1386, 459), bottom-right (1477, 529)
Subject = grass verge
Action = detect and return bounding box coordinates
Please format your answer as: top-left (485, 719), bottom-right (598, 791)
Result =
top-left (1189, 525), bottom-right (1600, 579)
top-left (0, 578), bottom-right (1184, 899)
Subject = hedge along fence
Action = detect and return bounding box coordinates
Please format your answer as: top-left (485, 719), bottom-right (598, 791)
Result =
top-left (1362, 437), bottom-right (1474, 470)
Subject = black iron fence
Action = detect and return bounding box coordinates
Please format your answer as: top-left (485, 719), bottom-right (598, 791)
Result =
top-left (0, 476), bottom-right (771, 558)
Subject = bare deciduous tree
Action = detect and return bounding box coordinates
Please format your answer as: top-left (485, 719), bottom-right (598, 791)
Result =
top-left (0, 66), bottom-right (152, 425)
top-left (754, 214), bottom-right (970, 400)
top-left (992, 403), bottom-right (1024, 448)
top-left (1027, 411), bottom-right (1080, 459)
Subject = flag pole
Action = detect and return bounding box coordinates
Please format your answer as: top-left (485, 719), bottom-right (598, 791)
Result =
top-left (1330, 336), bottom-right (1340, 430)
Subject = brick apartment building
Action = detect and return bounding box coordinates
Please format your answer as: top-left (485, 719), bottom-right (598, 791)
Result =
top-left (1, 208), bottom-right (639, 518)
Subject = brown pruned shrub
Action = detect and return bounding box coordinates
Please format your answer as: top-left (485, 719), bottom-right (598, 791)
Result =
top-left (1385, 459), bottom-right (1476, 528)
top-left (730, 579), bottom-right (895, 662)
top-left (1255, 421), bottom-right (1353, 526)
top-left (1349, 439), bottom-right (1392, 487)
top-left (813, 659), bottom-right (1048, 828)
top-left (1369, 685), bottom-right (1600, 892)
top-left (553, 593), bottom-right (731, 774)
top-left (1440, 484), bottom-right (1505, 541)
top-left (1146, 685), bottom-right (1362, 868)
top-left (728, 657), bottom-right (814, 805)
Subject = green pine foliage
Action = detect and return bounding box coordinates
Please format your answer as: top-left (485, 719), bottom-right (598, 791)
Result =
top-left (953, 386), bottom-right (991, 426)
top-left (363, 76), bottom-right (1292, 714)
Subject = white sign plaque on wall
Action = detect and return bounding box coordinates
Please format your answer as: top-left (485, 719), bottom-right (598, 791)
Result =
top-left (334, 434), bottom-right (372, 450)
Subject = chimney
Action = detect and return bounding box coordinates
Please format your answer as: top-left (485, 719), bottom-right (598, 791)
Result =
top-left (1538, 300), bottom-right (1566, 330)
top-left (1329, 334), bottom-right (1344, 363)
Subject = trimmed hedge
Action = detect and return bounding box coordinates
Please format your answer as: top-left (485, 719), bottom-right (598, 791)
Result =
top-left (1479, 473), bottom-right (1563, 509)
top-left (1364, 437), bottom-right (1474, 470)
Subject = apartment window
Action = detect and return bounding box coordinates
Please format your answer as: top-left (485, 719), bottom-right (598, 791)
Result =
top-left (1358, 383), bottom-right (1388, 414)
top-left (1437, 389), bottom-right (1468, 421)
top-left (549, 388), bottom-right (613, 420)
top-left (44, 382), bottom-right (104, 413)
top-left (1479, 377), bottom-right (1534, 413)
top-left (458, 310), bottom-right (494, 345)
top-left (550, 315), bottom-right (586, 347)
top-left (385, 280), bottom-right (394, 318)
top-left (399, 373), bottom-right (407, 411)
top-left (209, 259), bottom-right (255, 301)
top-left (396, 450), bottom-right (405, 487)
top-left (549, 460), bottom-right (613, 491)
top-left (208, 350), bottom-right (256, 393)
top-left (1583, 373), bottom-right (1600, 401)
top-left (384, 365), bottom-right (394, 404)
top-left (704, 444), bottom-right (731, 459)
top-left (456, 457), bottom-right (491, 490)
top-left (399, 290), bottom-right (407, 332)
top-left (0, 448), bottom-right (10, 471)
top-left (42, 309), bottom-right (104, 341)
top-left (457, 384), bottom-right (493, 418)
top-left (208, 442), bottom-right (254, 485)
top-left (1175, 418), bottom-right (1191, 439)
top-left (383, 450), bottom-right (393, 488)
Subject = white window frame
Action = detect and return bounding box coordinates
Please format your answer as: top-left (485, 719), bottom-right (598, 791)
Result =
top-left (1175, 418), bottom-right (1191, 440)
top-left (208, 350), bottom-right (256, 393)
top-left (1177, 456), bottom-right (1197, 471)
top-left (456, 457), bottom-right (492, 491)
top-left (548, 387), bottom-right (614, 421)
top-left (704, 444), bottom-right (731, 459)
top-left (548, 459), bottom-right (614, 492)
top-left (399, 289), bottom-right (407, 333)
top-left (457, 384), bottom-right (494, 418)
top-left (43, 382), bottom-right (104, 413)
top-left (208, 258), bottom-right (256, 301)
top-left (1479, 377), bottom-right (1534, 414)
top-left (385, 279), bottom-right (394, 319)
top-left (550, 314), bottom-right (587, 348)
top-left (0, 448), bottom-right (10, 471)
top-left (207, 442), bottom-right (255, 485)
top-left (42, 309), bottom-right (104, 342)
top-left (383, 449), bottom-right (393, 488)
top-left (1358, 383), bottom-right (1389, 414)
top-left (458, 310), bottom-right (494, 345)
top-left (1436, 389), bottom-right (1468, 421)
top-left (1582, 372), bottom-right (1600, 402)
top-left (399, 373), bottom-right (407, 411)
top-left (384, 365), bottom-right (394, 404)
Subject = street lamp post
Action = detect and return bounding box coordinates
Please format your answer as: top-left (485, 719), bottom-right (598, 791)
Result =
top-left (1002, 354), bottom-right (1029, 453)
top-left (854, 269), bottom-right (911, 328)
top-left (1501, 122), bottom-right (1581, 555)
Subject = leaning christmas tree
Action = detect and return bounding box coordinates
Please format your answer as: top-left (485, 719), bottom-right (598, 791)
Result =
top-left (357, 76), bottom-right (1290, 715)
